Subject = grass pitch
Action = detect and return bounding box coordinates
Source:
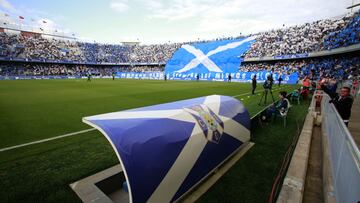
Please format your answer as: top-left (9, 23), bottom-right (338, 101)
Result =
top-left (0, 79), bottom-right (305, 202)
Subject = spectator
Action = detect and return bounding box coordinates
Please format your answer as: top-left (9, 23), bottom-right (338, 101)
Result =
top-left (330, 87), bottom-right (354, 126)
top-left (262, 91), bottom-right (289, 121)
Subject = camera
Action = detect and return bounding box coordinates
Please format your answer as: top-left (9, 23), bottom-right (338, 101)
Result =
top-left (259, 75), bottom-right (275, 105)
top-left (263, 80), bottom-right (272, 89)
top-left (263, 75), bottom-right (273, 90)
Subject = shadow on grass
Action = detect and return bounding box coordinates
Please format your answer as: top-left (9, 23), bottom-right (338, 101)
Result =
top-left (198, 100), bottom-right (310, 203)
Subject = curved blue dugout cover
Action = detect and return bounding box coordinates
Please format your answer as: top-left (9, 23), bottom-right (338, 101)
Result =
top-left (83, 95), bottom-right (251, 203)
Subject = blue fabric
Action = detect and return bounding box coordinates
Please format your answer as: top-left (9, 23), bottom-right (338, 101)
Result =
top-left (164, 71), bottom-right (299, 84)
top-left (91, 118), bottom-right (195, 203)
top-left (84, 95), bottom-right (251, 202)
top-left (172, 133), bottom-right (243, 201)
top-left (165, 38), bottom-right (255, 74)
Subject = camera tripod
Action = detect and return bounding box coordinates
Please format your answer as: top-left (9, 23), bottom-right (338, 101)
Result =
top-left (258, 88), bottom-right (275, 105)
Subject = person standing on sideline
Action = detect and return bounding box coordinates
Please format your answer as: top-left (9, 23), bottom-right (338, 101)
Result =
top-left (228, 74), bottom-right (232, 82)
top-left (352, 78), bottom-right (359, 97)
top-left (87, 72), bottom-right (91, 82)
top-left (196, 73), bottom-right (200, 81)
top-left (112, 72), bottom-right (115, 80)
top-left (252, 75), bottom-right (257, 95)
top-left (330, 87), bottom-right (354, 126)
top-left (278, 75), bottom-right (283, 87)
top-left (164, 74), bottom-right (167, 81)
top-left (302, 76), bottom-right (311, 98)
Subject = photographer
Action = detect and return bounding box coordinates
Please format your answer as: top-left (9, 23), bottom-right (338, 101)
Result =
top-left (259, 75), bottom-right (275, 105)
top-left (263, 75), bottom-right (273, 90)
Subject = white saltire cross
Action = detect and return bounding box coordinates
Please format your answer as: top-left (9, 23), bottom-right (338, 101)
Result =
top-left (175, 36), bottom-right (256, 73)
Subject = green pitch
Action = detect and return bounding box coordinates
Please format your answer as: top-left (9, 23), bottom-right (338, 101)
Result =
top-left (0, 79), bottom-right (296, 148)
top-left (0, 79), bottom-right (305, 202)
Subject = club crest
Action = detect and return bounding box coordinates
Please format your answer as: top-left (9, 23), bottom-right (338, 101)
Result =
top-left (184, 104), bottom-right (224, 144)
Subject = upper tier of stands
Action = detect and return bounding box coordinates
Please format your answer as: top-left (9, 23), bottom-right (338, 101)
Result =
top-left (244, 11), bottom-right (360, 58)
top-left (0, 10), bottom-right (359, 64)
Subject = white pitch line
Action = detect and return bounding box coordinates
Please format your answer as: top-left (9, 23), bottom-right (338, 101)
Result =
top-left (0, 86), bottom-right (288, 153)
top-left (232, 87), bottom-right (280, 98)
top-left (0, 128), bottom-right (96, 152)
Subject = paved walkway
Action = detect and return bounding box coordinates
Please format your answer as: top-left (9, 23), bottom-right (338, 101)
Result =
top-left (349, 95), bottom-right (360, 148)
top-left (303, 126), bottom-right (323, 203)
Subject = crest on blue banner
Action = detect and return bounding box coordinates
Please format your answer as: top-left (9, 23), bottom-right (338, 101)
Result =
top-left (184, 104), bottom-right (224, 144)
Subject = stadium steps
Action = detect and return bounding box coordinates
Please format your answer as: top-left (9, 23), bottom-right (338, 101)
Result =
top-left (303, 125), bottom-right (324, 203)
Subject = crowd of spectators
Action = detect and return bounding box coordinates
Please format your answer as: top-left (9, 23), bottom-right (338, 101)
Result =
top-left (0, 33), bottom-right (183, 63)
top-left (323, 12), bottom-right (360, 49)
top-left (244, 11), bottom-right (360, 58)
top-left (127, 44), bottom-right (182, 63)
top-left (0, 63), bottom-right (164, 76)
top-left (239, 61), bottom-right (299, 75)
top-left (121, 65), bottom-right (163, 72)
top-left (1, 54), bottom-right (357, 79)
top-left (240, 55), bottom-right (360, 80)
top-left (1, 10), bottom-right (359, 64)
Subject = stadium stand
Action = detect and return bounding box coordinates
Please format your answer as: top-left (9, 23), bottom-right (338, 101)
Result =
top-left (0, 63), bottom-right (164, 76)
top-left (1, 55), bottom-right (357, 81)
top-left (240, 55), bottom-right (360, 79)
top-left (0, 10), bottom-right (359, 65)
top-left (0, 10), bottom-right (359, 84)
top-left (323, 11), bottom-right (360, 49)
top-left (0, 5), bottom-right (359, 203)
top-left (244, 11), bottom-right (359, 58)
top-left (0, 32), bottom-right (182, 63)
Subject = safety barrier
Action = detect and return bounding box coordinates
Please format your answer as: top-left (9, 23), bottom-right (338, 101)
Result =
top-left (321, 93), bottom-right (360, 203)
top-left (277, 90), bottom-right (360, 203)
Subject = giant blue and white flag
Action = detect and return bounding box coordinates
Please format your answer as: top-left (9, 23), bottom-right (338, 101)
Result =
top-left (83, 95), bottom-right (251, 203)
top-left (165, 37), bottom-right (255, 74)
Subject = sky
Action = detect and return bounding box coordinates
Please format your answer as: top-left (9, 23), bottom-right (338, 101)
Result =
top-left (0, 0), bottom-right (355, 44)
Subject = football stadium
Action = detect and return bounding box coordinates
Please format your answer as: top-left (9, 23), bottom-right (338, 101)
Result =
top-left (0, 1), bottom-right (359, 203)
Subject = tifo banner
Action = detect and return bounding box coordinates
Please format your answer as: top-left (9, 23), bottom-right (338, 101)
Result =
top-left (0, 76), bottom-right (84, 80)
top-left (165, 37), bottom-right (256, 74)
top-left (116, 72), bottom-right (164, 80)
top-left (166, 71), bottom-right (299, 84)
top-left (0, 71), bottom-right (299, 84)
top-left (83, 95), bottom-right (251, 203)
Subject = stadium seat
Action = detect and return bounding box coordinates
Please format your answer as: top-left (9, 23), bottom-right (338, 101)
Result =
top-left (273, 98), bottom-right (292, 128)
top-left (290, 90), bottom-right (301, 105)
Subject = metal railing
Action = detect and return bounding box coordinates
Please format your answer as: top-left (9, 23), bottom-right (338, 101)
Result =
top-left (320, 93), bottom-right (360, 203)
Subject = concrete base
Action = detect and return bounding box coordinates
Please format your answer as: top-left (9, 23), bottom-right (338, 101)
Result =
top-left (70, 165), bottom-right (127, 203)
top-left (70, 142), bottom-right (254, 203)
